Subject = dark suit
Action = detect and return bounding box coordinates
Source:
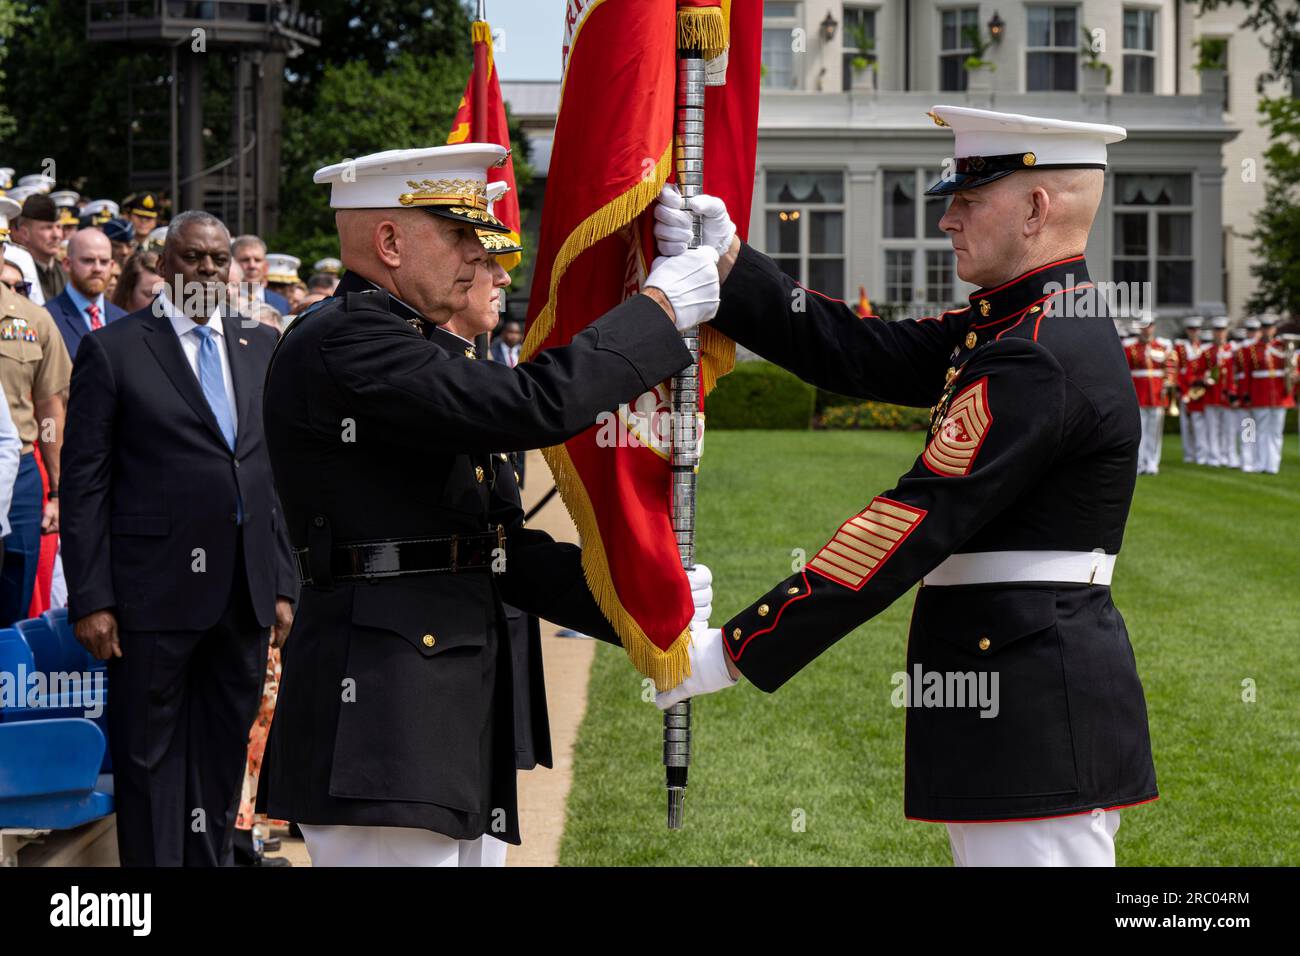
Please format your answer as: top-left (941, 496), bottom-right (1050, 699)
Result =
top-left (45, 288), bottom-right (126, 360)
top-left (61, 299), bottom-right (297, 866)
top-left (256, 271), bottom-right (690, 845)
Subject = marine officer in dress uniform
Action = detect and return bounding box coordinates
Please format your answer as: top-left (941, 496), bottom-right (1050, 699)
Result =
top-left (255, 144), bottom-right (719, 867)
top-left (655, 106), bottom-right (1159, 867)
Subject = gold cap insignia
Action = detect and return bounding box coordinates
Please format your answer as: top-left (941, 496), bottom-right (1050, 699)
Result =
top-left (979, 299), bottom-right (991, 318)
top-left (398, 178), bottom-right (487, 209)
top-left (142, 195), bottom-right (155, 209)
top-left (927, 111), bottom-right (949, 128)
top-left (1022, 152), bottom-right (1037, 167)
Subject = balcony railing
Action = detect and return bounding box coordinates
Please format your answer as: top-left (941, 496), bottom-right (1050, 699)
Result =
top-left (87, 0), bottom-right (321, 47)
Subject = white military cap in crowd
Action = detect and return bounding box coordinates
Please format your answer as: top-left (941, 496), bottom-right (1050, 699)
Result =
top-left (50, 189), bottom-right (80, 209)
top-left (1210, 316), bottom-right (1230, 329)
top-left (924, 105), bottom-right (1126, 196)
top-left (142, 225), bottom-right (168, 251)
top-left (1132, 315), bottom-right (1154, 328)
top-left (1258, 313), bottom-right (1280, 327)
top-left (313, 257), bottom-right (343, 276)
top-left (17, 173), bottom-right (55, 194)
top-left (1243, 317), bottom-right (1261, 330)
top-left (1182, 315), bottom-right (1204, 329)
top-left (4, 185), bottom-right (35, 205)
top-left (313, 143), bottom-right (510, 233)
top-left (265, 253), bottom-right (302, 285)
top-left (0, 196), bottom-right (20, 241)
top-left (82, 199), bottom-right (120, 224)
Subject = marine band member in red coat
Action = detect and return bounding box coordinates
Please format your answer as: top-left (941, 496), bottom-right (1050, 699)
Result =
top-left (1239, 314), bottom-right (1291, 474)
top-left (1125, 316), bottom-right (1174, 475)
top-left (1173, 315), bottom-right (1209, 465)
top-left (1202, 316), bottom-right (1237, 467)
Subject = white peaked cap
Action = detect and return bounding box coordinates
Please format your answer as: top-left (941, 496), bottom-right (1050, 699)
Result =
top-left (265, 254), bottom-right (302, 284)
top-left (926, 105), bottom-right (1126, 195)
top-left (313, 144), bottom-right (510, 233)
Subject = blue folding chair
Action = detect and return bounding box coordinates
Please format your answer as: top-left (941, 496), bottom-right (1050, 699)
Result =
top-left (0, 718), bottom-right (114, 829)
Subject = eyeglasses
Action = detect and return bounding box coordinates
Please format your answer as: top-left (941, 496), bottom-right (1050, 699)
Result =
top-left (2, 279), bottom-right (32, 297)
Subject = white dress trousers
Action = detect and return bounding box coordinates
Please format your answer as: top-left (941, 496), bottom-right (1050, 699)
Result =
top-left (1137, 407), bottom-right (1165, 474)
top-left (947, 810), bottom-right (1121, 867)
top-left (299, 824), bottom-right (509, 867)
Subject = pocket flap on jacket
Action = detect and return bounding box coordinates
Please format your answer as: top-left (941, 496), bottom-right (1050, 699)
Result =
top-left (110, 514), bottom-right (170, 537)
top-left (350, 578), bottom-right (490, 658)
top-left (918, 586), bottom-right (1057, 658)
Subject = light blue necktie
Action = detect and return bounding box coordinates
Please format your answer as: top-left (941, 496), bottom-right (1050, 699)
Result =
top-left (192, 324), bottom-right (236, 450)
top-left (193, 324), bottom-right (243, 524)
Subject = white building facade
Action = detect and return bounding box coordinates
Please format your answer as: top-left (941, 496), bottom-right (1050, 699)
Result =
top-left (504, 1), bottom-right (1278, 330)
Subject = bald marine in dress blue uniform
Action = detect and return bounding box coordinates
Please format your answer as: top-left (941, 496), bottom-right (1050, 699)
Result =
top-left (655, 106), bottom-right (1158, 867)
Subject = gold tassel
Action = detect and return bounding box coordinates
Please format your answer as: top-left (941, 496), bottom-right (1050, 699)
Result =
top-left (471, 19), bottom-right (492, 46)
top-left (677, 5), bottom-right (728, 60)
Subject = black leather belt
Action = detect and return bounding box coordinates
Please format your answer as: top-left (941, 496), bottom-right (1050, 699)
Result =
top-left (294, 528), bottom-right (505, 586)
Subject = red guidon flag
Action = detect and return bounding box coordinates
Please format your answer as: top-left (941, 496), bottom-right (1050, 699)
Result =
top-left (524, 0), bottom-right (761, 690)
top-left (448, 16), bottom-right (522, 271)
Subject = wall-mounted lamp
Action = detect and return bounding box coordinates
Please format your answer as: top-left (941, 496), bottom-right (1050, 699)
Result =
top-left (988, 12), bottom-right (1005, 42)
top-left (820, 11), bottom-right (838, 43)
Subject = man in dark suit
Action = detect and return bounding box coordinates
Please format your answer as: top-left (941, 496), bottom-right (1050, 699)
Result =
top-left (61, 210), bottom-right (298, 867)
top-left (45, 228), bottom-right (127, 359)
top-left (231, 234), bottom-right (290, 315)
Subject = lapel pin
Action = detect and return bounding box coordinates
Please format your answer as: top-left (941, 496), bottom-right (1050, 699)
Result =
top-left (239, 338), bottom-right (248, 345)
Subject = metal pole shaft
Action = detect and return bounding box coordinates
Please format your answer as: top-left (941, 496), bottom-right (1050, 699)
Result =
top-left (665, 52), bottom-right (706, 831)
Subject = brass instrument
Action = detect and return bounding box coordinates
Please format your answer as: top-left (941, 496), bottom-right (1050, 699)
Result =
top-left (1282, 333), bottom-right (1300, 394)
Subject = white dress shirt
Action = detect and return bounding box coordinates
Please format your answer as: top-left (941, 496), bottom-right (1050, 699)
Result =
top-left (158, 290), bottom-right (239, 436)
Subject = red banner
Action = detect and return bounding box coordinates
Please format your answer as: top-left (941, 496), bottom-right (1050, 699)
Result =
top-left (448, 18), bottom-right (522, 271)
top-left (523, 0), bottom-right (761, 689)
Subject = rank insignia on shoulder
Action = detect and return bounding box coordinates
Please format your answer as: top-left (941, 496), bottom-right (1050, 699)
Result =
top-left (922, 377), bottom-right (991, 478)
top-left (808, 496), bottom-right (926, 590)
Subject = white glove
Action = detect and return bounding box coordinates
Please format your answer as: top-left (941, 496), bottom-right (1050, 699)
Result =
top-left (687, 563), bottom-right (712, 624)
top-left (644, 246), bottom-right (720, 332)
top-left (654, 185), bottom-right (736, 259)
top-left (655, 623), bottom-right (738, 710)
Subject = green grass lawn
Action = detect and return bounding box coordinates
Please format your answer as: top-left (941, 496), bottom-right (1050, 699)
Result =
top-left (556, 430), bottom-right (1300, 866)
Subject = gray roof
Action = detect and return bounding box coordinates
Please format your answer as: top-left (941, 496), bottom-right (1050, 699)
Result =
top-left (501, 81), bottom-right (560, 121)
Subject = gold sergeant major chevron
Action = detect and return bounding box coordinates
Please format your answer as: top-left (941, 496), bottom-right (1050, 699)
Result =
top-left (808, 497), bottom-right (927, 590)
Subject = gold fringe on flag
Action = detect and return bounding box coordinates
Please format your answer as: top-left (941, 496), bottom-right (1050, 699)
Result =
top-left (676, 4), bottom-right (728, 60)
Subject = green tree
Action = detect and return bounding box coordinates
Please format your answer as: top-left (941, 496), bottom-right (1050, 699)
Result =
top-left (1247, 96), bottom-right (1300, 314)
top-left (1193, 1), bottom-right (1299, 87)
top-left (0, 0), bottom-right (30, 140)
top-left (272, 49), bottom-right (532, 268)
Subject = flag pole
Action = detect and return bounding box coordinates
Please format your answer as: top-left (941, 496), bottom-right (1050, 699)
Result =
top-left (472, 0), bottom-right (492, 360)
top-left (665, 2), bottom-right (722, 830)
